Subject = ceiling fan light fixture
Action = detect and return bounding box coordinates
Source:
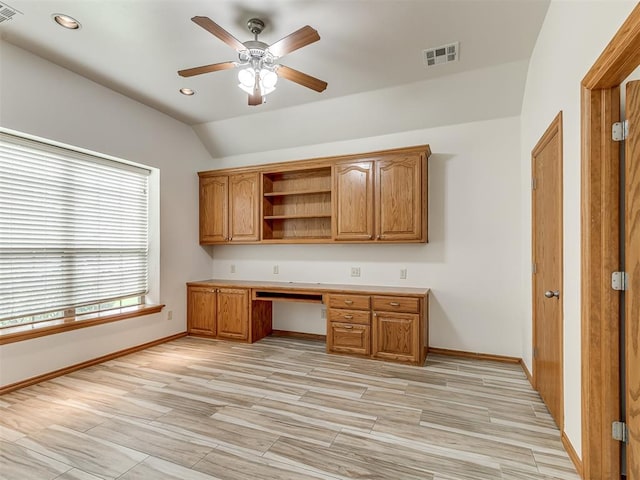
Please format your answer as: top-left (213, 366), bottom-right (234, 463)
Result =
top-left (238, 68), bottom-right (255, 88)
top-left (260, 69), bottom-right (278, 89)
top-left (52, 13), bottom-right (81, 30)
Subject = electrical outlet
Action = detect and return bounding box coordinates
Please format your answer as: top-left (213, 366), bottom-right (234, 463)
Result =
top-left (350, 266), bottom-right (361, 277)
top-left (400, 268), bottom-right (407, 280)
top-left (167, 310), bottom-right (173, 321)
top-left (230, 264), bottom-right (236, 273)
top-left (273, 265), bottom-right (279, 274)
top-left (321, 308), bottom-right (326, 319)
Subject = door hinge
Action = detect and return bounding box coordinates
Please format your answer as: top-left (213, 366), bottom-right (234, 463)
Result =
top-left (612, 120), bottom-right (629, 141)
top-left (532, 263), bottom-right (537, 274)
top-left (611, 271), bottom-right (628, 291)
top-left (612, 421), bottom-right (628, 443)
top-left (532, 177), bottom-right (537, 190)
top-left (533, 347), bottom-right (538, 358)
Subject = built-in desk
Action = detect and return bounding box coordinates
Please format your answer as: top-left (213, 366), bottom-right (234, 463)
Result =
top-left (186, 280), bottom-right (430, 365)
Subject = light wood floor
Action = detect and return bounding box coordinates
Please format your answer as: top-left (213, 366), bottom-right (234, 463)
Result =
top-left (0, 336), bottom-right (580, 480)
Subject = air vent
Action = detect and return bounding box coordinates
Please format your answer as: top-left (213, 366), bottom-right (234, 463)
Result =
top-left (423, 42), bottom-right (459, 67)
top-left (0, 2), bottom-right (22, 23)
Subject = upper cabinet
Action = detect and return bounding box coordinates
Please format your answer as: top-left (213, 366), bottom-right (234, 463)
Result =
top-left (376, 154), bottom-right (425, 242)
top-left (200, 172), bottom-right (259, 244)
top-left (334, 152), bottom-right (427, 242)
top-left (198, 145), bottom-right (430, 245)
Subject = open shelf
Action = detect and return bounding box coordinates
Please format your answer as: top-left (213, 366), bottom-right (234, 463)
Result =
top-left (264, 188), bottom-right (331, 197)
top-left (264, 214), bottom-right (332, 220)
top-left (263, 166), bottom-right (332, 240)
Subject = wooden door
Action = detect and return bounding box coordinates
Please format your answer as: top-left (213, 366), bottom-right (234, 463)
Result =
top-left (333, 161), bottom-right (374, 240)
top-left (200, 175), bottom-right (228, 243)
top-left (216, 288), bottom-right (249, 340)
top-left (372, 311), bottom-right (419, 363)
top-left (625, 80), bottom-right (640, 479)
top-left (532, 112), bottom-right (563, 429)
top-left (229, 172), bottom-right (260, 242)
top-left (375, 155), bottom-right (423, 241)
top-left (187, 286), bottom-right (216, 336)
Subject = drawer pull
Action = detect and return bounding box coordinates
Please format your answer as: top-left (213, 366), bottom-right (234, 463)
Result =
top-left (389, 302), bottom-right (401, 307)
top-left (344, 325), bottom-right (354, 329)
top-left (344, 300), bottom-right (353, 305)
top-left (344, 315), bottom-right (353, 319)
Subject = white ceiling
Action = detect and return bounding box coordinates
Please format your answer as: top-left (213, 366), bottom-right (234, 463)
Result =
top-left (0, 0), bottom-right (550, 126)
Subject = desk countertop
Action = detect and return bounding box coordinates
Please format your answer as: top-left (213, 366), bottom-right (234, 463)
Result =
top-left (187, 279), bottom-right (429, 297)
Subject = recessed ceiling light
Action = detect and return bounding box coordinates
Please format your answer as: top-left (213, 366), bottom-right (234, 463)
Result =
top-left (52, 14), bottom-right (81, 30)
top-left (180, 88), bottom-right (195, 96)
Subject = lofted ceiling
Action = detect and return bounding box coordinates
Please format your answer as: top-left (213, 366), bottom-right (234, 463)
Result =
top-left (0, 0), bottom-right (550, 126)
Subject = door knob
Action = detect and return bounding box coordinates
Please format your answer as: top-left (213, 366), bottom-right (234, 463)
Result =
top-left (544, 290), bottom-right (560, 299)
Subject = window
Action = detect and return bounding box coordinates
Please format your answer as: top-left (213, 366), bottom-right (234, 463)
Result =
top-left (0, 132), bottom-right (151, 330)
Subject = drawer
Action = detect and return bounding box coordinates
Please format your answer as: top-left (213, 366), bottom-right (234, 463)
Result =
top-left (372, 295), bottom-right (420, 313)
top-left (327, 308), bottom-right (370, 325)
top-left (327, 322), bottom-right (371, 355)
top-left (326, 294), bottom-right (370, 310)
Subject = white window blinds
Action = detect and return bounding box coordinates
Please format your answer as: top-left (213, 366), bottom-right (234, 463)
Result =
top-left (0, 132), bottom-right (150, 322)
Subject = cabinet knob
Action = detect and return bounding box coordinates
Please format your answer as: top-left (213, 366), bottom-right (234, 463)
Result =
top-left (389, 302), bottom-right (400, 307)
top-left (376, 235), bottom-right (380, 240)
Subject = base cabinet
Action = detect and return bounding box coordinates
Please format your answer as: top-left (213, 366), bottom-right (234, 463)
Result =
top-left (372, 312), bottom-right (420, 363)
top-left (187, 286), bottom-right (217, 336)
top-left (216, 288), bottom-right (249, 340)
top-left (187, 286), bottom-right (249, 340)
top-left (188, 282), bottom-right (428, 365)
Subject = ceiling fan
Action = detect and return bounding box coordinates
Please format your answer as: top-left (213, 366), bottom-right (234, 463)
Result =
top-left (178, 16), bottom-right (328, 106)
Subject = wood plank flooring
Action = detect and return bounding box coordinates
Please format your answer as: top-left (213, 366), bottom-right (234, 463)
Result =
top-left (0, 336), bottom-right (580, 480)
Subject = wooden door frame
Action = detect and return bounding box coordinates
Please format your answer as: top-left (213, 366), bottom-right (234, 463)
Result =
top-left (581, 4), bottom-right (640, 479)
top-left (532, 112), bottom-right (564, 430)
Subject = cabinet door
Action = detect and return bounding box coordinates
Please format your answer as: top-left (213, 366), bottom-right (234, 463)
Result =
top-left (372, 311), bottom-right (420, 363)
top-left (200, 176), bottom-right (229, 244)
top-left (327, 322), bottom-right (371, 355)
top-left (229, 172), bottom-right (260, 242)
top-left (216, 288), bottom-right (249, 340)
top-left (187, 286), bottom-right (217, 336)
top-left (375, 155), bottom-right (424, 241)
top-left (333, 162), bottom-right (374, 240)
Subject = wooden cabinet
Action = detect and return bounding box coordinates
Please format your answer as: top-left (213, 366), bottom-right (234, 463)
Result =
top-left (376, 154), bottom-right (425, 242)
top-left (198, 145), bottom-right (430, 245)
top-left (372, 295), bottom-right (426, 364)
top-left (326, 293), bottom-right (371, 355)
top-left (187, 286), bottom-right (217, 336)
top-left (334, 152), bottom-right (427, 243)
top-left (199, 175), bottom-right (228, 244)
top-left (187, 285), bottom-right (249, 341)
top-left (229, 173), bottom-right (260, 242)
top-left (199, 172), bottom-right (259, 244)
top-left (188, 281), bottom-right (429, 365)
top-left (333, 162), bottom-right (374, 241)
top-left (216, 288), bottom-right (249, 340)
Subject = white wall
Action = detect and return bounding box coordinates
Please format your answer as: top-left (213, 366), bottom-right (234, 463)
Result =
top-left (206, 115), bottom-right (524, 357)
top-left (193, 60), bottom-right (529, 158)
top-left (0, 41), bottom-right (214, 387)
top-left (519, 0), bottom-right (638, 457)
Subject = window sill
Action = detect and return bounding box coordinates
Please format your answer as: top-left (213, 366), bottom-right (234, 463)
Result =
top-left (0, 304), bottom-right (165, 345)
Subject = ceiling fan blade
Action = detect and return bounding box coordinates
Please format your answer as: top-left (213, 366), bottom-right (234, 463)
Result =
top-left (248, 92), bottom-right (263, 106)
top-left (277, 65), bottom-right (327, 92)
top-left (267, 25), bottom-right (320, 58)
top-left (178, 61), bottom-right (236, 78)
top-left (248, 71), bottom-right (262, 106)
top-left (191, 16), bottom-right (246, 52)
